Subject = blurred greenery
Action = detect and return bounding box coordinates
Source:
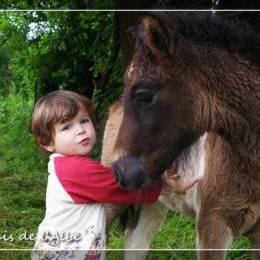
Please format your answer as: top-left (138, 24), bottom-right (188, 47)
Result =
top-left (0, 11), bottom-right (123, 120)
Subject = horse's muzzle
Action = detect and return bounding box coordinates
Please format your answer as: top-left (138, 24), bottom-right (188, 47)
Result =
top-left (112, 156), bottom-right (152, 190)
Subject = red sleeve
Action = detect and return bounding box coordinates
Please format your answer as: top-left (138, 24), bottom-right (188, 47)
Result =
top-left (54, 156), bottom-right (161, 204)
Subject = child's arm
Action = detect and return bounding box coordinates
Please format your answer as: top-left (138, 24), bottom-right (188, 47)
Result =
top-left (54, 156), bottom-right (161, 204)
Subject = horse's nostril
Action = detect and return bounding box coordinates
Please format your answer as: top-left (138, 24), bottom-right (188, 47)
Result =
top-left (119, 180), bottom-right (127, 189)
top-left (112, 156), bottom-right (151, 190)
top-left (135, 171), bottom-right (145, 188)
top-left (112, 163), bottom-right (121, 182)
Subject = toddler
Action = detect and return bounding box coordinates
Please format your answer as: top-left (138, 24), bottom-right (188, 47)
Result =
top-left (31, 90), bottom-right (200, 259)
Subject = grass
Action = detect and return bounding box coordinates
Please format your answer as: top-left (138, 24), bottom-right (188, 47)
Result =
top-left (0, 92), bottom-right (252, 259)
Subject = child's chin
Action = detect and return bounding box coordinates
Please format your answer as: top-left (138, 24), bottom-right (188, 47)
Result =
top-left (78, 151), bottom-right (91, 156)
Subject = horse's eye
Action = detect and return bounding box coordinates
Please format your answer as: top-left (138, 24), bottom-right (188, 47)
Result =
top-left (133, 88), bottom-right (155, 106)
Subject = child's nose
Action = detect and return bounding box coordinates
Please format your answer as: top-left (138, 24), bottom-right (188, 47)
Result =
top-left (77, 124), bottom-right (86, 134)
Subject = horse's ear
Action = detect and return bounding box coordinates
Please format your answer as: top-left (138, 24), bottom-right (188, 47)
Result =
top-left (137, 15), bottom-right (170, 60)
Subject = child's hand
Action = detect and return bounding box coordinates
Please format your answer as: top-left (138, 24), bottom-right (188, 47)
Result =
top-left (162, 171), bottom-right (203, 195)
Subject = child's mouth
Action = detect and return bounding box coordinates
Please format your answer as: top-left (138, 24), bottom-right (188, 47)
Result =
top-left (79, 138), bottom-right (90, 145)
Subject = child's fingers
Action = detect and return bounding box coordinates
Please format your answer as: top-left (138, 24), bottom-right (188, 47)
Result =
top-left (182, 176), bottom-right (201, 191)
top-left (163, 174), bottom-right (203, 195)
top-left (163, 175), bottom-right (185, 194)
top-left (162, 171), bottom-right (179, 182)
top-left (171, 173), bottom-right (180, 180)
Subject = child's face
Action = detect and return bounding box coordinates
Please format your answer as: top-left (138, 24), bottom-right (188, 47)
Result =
top-left (45, 108), bottom-right (96, 156)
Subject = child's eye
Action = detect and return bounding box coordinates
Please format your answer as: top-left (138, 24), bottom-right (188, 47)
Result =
top-left (61, 124), bottom-right (71, 131)
top-left (80, 118), bottom-right (90, 124)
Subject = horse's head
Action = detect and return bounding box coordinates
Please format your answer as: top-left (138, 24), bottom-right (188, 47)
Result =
top-left (113, 13), bottom-right (209, 189)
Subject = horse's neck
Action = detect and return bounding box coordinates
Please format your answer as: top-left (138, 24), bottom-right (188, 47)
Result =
top-left (205, 59), bottom-right (260, 166)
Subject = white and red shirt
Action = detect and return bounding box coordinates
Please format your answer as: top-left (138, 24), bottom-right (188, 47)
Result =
top-left (33, 153), bottom-right (161, 259)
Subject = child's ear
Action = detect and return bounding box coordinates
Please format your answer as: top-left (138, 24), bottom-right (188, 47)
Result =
top-left (43, 145), bottom-right (55, 153)
top-left (41, 142), bottom-right (55, 153)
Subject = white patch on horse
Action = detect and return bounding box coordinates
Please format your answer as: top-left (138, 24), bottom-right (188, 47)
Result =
top-left (124, 134), bottom-right (207, 257)
top-left (159, 134), bottom-right (206, 215)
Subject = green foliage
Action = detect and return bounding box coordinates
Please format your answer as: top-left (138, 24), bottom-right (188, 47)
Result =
top-left (0, 11), bottom-right (122, 111)
top-left (0, 91), bottom-right (48, 249)
top-left (0, 0), bottom-right (114, 9)
top-left (0, 13), bottom-right (30, 96)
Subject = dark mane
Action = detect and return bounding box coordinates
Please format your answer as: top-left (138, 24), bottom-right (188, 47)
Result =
top-left (148, 12), bottom-right (260, 66)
